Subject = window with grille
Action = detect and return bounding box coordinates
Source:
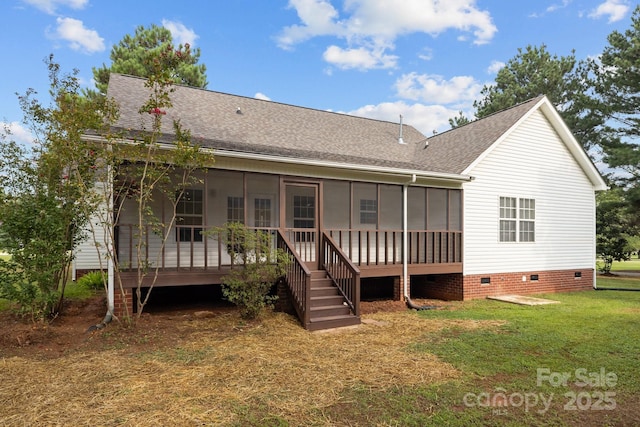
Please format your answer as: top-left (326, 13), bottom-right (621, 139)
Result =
top-left (254, 198), bottom-right (271, 228)
top-left (499, 196), bottom-right (535, 242)
top-left (227, 196), bottom-right (244, 224)
top-left (519, 198), bottom-right (535, 242)
top-left (293, 195), bottom-right (314, 228)
top-left (176, 189), bottom-right (203, 242)
top-left (360, 199), bottom-right (377, 225)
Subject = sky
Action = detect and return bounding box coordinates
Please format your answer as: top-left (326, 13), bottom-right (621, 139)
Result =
top-left (0, 0), bottom-right (636, 144)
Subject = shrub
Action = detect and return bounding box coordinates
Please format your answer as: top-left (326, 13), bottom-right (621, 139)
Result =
top-left (0, 259), bottom-right (59, 320)
top-left (212, 223), bottom-right (290, 319)
top-left (77, 271), bottom-right (106, 291)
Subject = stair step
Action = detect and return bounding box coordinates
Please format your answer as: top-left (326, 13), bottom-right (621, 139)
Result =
top-left (307, 314), bottom-right (361, 331)
top-left (310, 304), bottom-right (351, 317)
top-left (310, 270), bottom-right (327, 279)
top-left (311, 286), bottom-right (340, 297)
top-left (311, 295), bottom-right (345, 307)
top-left (311, 281), bottom-right (333, 290)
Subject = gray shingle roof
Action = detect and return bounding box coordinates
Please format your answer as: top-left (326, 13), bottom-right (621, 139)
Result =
top-left (415, 96), bottom-right (544, 174)
top-left (106, 73), bottom-right (541, 175)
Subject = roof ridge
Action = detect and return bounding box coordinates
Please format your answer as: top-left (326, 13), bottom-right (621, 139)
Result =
top-left (429, 95), bottom-right (545, 139)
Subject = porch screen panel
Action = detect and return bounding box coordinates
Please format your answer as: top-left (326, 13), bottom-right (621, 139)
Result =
top-left (207, 170), bottom-right (244, 267)
top-left (379, 185), bottom-right (401, 229)
top-left (208, 170), bottom-right (244, 227)
top-left (379, 184), bottom-right (402, 263)
top-left (352, 182), bottom-right (377, 264)
top-left (427, 188), bottom-right (448, 230)
top-left (449, 190), bottom-right (462, 231)
top-left (352, 183), bottom-right (377, 230)
top-left (407, 187), bottom-right (426, 230)
top-left (323, 180), bottom-right (350, 229)
top-left (247, 173), bottom-right (279, 228)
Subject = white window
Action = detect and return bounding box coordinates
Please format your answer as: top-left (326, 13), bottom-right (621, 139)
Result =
top-left (176, 189), bottom-right (203, 242)
top-left (360, 199), bottom-right (377, 225)
top-left (499, 197), bottom-right (517, 242)
top-left (227, 196), bottom-right (244, 224)
top-left (519, 198), bottom-right (535, 242)
top-left (499, 197), bottom-right (535, 242)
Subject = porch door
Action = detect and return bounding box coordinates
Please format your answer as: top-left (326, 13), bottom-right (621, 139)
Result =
top-left (283, 182), bottom-right (320, 268)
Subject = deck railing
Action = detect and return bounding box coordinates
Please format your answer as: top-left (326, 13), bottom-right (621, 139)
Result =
top-left (114, 224), bottom-right (279, 271)
top-left (282, 228), bottom-right (317, 263)
top-left (322, 232), bottom-right (360, 316)
top-left (276, 230), bottom-right (311, 326)
top-left (326, 229), bottom-right (462, 266)
top-left (115, 225), bottom-right (461, 271)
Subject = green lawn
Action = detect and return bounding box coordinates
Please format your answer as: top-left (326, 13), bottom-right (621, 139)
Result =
top-left (608, 257), bottom-right (640, 271)
top-left (321, 288), bottom-right (640, 426)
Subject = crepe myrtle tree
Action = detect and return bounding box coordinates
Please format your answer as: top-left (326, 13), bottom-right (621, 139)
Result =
top-left (75, 41), bottom-right (215, 322)
top-left (0, 57), bottom-right (117, 320)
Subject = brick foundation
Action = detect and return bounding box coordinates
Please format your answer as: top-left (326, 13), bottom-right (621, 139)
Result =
top-left (410, 269), bottom-right (593, 301)
top-left (113, 288), bottom-right (133, 317)
top-left (411, 273), bottom-right (464, 301)
top-left (461, 269), bottom-right (594, 300)
top-left (393, 276), bottom-right (409, 301)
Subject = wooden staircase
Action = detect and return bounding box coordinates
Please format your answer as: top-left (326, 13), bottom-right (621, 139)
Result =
top-left (307, 270), bottom-right (360, 331)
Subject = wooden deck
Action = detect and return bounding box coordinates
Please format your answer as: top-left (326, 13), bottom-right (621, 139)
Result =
top-left (115, 225), bottom-right (462, 288)
top-left (115, 226), bottom-right (462, 330)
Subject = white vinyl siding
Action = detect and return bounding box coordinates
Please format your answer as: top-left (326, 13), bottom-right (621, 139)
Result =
top-left (463, 109), bottom-right (597, 275)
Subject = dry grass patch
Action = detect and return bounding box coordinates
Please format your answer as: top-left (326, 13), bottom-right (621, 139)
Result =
top-left (0, 310), bottom-right (503, 426)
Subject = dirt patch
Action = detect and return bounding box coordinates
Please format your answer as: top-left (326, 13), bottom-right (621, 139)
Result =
top-left (0, 296), bottom-right (445, 359)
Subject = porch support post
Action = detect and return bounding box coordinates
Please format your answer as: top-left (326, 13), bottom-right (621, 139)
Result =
top-left (402, 183), bottom-right (408, 301)
top-left (107, 164), bottom-right (115, 315)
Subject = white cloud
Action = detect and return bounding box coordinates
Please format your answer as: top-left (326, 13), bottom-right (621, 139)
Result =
top-left (394, 72), bottom-right (483, 105)
top-left (162, 19), bottom-right (199, 47)
top-left (277, 0), bottom-right (344, 49)
top-left (1, 122), bottom-right (34, 145)
top-left (323, 44), bottom-right (398, 70)
top-left (546, 0), bottom-right (572, 13)
top-left (418, 47), bottom-right (434, 61)
top-left (254, 92), bottom-right (271, 101)
top-left (346, 101), bottom-right (461, 135)
top-left (589, 0), bottom-right (630, 23)
top-left (487, 60), bottom-right (505, 74)
top-left (23, 0), bottom-right (87, 15)
top-left (277, 0), bottom-right (497, 70)
top-left (52, 17), bottom-right (105, 53)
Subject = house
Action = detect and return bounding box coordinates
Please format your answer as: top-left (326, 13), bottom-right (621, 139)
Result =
top-left (75, 73), bottom-right (607, 330)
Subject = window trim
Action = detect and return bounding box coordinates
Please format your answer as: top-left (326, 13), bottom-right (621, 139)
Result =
top-left (498, 196), bottom-right (535, 243)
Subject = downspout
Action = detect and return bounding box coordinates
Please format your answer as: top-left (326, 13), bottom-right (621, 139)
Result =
top-left (403, 174), bottom-right (438, 310)
top-left (103, 160), bottom-right (115, 325)
top-left (593, 192), bottom-right (598, 290)
top-left (87, 163), bottom-right (114, 332)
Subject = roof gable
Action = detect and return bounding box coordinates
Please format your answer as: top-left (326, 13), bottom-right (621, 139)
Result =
top-left (421, 96), bottom-right (606, 190)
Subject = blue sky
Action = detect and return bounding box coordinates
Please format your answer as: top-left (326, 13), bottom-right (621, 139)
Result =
top-left (0, 0), bottom-right (635, 143)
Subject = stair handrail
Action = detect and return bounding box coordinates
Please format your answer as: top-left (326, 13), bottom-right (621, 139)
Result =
top-left (321, 231), bottom-right (361, 316)
top-left (276, 229), bottom-right (312, 327)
